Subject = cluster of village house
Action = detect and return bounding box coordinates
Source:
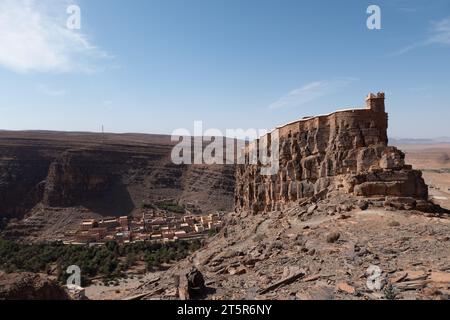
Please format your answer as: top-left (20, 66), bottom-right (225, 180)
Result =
top-left (70, 211), bottom-right (223, 244)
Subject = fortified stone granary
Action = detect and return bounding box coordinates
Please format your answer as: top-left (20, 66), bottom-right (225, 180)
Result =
top-left (235, 93), bottom-right (429, 214)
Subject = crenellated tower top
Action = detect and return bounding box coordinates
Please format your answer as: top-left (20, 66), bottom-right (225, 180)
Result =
top-left (365, 92), bottom-right (385, 113)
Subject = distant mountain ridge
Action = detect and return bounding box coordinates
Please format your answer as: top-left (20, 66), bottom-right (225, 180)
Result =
top-left (390, 137), bottom-right (450, 145)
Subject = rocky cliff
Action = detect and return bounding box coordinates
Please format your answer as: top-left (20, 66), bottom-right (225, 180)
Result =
top-left (0, 132), bottom-right (235, 237)
top-left (235, 93), bottom-right (429, 214)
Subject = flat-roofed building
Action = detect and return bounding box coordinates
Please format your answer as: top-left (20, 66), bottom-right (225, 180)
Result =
top-left (151, 234), bottom-right (162, 241)
top-left (99, 218), bottom-right (119, 230)
top-left (119, 216), bottom-right (130, 230)
top-left (208, 221), bottom-right (222, 230)
top-left (194, 224), bottom-right (205, 233)
top-left (80, 220), bottom-right (98, 231)
top-left (86, 228), bottom-right (107, 242)
top-left (209, 213), bottom-right (220, 221)
top-left (76, 231), bottom-right (95, 243)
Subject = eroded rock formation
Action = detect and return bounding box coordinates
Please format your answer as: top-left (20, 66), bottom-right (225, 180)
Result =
top-left (0, 132), bottom-right (235, 234)
top-left (235, 93), bottom-right (429, 214)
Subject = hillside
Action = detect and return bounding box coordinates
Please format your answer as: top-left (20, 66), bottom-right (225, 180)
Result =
top-left (129, 191), bottom-right (450, 300)
top-left (0, 131), bottom-right (235, 240)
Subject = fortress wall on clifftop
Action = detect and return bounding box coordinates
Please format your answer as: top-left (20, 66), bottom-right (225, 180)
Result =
top-left (235, 93), bottom-right (428, 214)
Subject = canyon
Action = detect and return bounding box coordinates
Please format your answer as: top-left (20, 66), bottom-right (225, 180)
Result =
top-left (0, 131), bottom-right (235, 240)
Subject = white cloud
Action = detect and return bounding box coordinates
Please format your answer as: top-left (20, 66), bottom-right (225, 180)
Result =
top-left (391, 17), bottom-right (450, 56)
top-left (428, 18), bottom-right (450, 45)
top-left (268, 78), bottom-right (356, 110)
top-left (0, 0), bottom-right (109, 73)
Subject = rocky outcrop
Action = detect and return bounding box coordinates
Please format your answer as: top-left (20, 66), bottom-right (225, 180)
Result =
top-left (235, 93), bottom-right (429, 214)
top-left (178, 267), bottom-right (207, 300)
top-left (0, 272), bottom-right (70, 300)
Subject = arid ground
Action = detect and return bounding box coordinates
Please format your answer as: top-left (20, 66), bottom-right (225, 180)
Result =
top-left (398, 143), bottom-right (450, 210)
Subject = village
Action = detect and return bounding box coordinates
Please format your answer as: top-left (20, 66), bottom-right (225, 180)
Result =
top-left (65, 207), bottom-right (224, 245)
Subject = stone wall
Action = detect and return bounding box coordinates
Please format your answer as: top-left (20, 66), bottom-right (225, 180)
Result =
top-left (235, 93), bottom-right (428, 214)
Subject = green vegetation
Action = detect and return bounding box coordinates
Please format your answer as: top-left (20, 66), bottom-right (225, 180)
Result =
top-left (0, 238), bottom-right (201, 286)
top-left (140, 201), bottom-right (185, 213)
top-left (208, 229), bottom-right (218, 237)
top-left (141, 203), bottom-right (155, 210)
top-left (156, 201), bottom-right (185, 213)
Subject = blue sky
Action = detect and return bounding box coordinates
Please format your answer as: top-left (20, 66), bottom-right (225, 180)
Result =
top-left (0, 0), bottom-right (449, 138)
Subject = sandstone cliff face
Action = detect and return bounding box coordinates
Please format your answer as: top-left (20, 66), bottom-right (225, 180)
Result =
top-left (0, 132), bottom-right (235, 224)
top-left (0, 146), bottom-right (52, 220)
top-left (42, 150), bottom-right (135, 215)
top-left (235, 93), bottom-right (428, 214)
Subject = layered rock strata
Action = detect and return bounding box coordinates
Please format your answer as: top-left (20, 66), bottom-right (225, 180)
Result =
top-left (235, 93), bottom-right (428, 214)
top-left (0, 132), bottom-right (235, 221)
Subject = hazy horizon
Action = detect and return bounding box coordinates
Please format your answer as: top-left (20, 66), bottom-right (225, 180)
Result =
top-left (2, 127), bottom-right (450, 142)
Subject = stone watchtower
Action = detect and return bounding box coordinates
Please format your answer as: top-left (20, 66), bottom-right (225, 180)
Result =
top-left (365, 92), bottom-right (385, 113)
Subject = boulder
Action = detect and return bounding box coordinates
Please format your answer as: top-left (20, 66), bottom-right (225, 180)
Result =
top-left (307, 204), bottom-right (318, 215)
top-left (357, 200), bottom-right (369, 210)
top-left (326, 232), bottom-right (341, 243)
top-left (186, 267), bottom-right (206, 297)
